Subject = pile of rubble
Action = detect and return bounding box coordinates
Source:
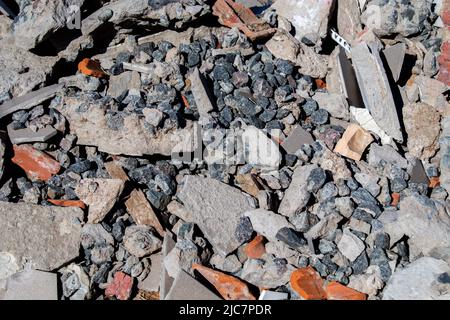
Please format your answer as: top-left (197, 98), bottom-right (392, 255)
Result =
top-left (0, 0), bottom-right (449, 300)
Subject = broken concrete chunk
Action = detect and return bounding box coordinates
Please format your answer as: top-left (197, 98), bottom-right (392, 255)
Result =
top-left (367, 144), bottom-right (408, 169)
top-left (282, 125), bottom-right (315, 155)
top-left (243, 209), bottom-right (294, 242)
top-left (334, 124), bottom-right (374, 161)
top-left (104, 161), bottom-right (129, 181)
top-left (177, 175), bottom-right (254, 256)
top-left (123, 225), bottom-right (162, 258)
top-left (189, 67), bottom-right (215, 118)
top-left (12, 144), bottom-right (61, 181)
top-left (0, 202), bottom-right (83, 271)
top-left (351, 42), bottom-right (403, 142)
top-left (125, 189), bottom-right (164, 236)
top-left (138, 253), bottom-right (163, 293)
top-left (7, 123), bottom-right (57, 145)
top-left (410, 160), bottom-right (430, 185)
top-left (383, 43), bottom-right (406, 82)
top-left (337, 0), bottom-right (363, 42)
top-left (0, 269), bottom-right (57, 300)
top-left (75, 178), bottom-right (125, 223)
top-left (278, 164), bottom-right (317, 218)
top-left (240, 257), bottom-right (295, 289)
top-left (403, 102), bottom-right (441, 160)
top-left (271, 0), bottom-right (334, 46)
top-left (165, 270), bottom-right (221, 300)
top-left (441, 116), bottom-right (450, 194)
top-left (382, 257), bottom-right (450, 300)
top-left (313, 92), bottom-right (350, 121)
top-left (107, 72), bottom-right (133, 99)
top-left (337, 228), bottom-right (365, 262)
top-left (160, 233), bottom-right (176, 300)
top-left (242, 126), bottom-right (281, 170)
top-left (235, 174), bottom-right (261, 198)
top-left (312, 143), bottom-right (352, 180)
top-left (0, 84), bottom-right (63, 119)
top-left (167, 201), bottom-right (193, 222)
top-left (413, 76), bottom-right (449, 115)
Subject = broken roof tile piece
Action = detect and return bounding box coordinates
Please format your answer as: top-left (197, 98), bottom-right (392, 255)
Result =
top-left (212, 0), bottom-right (276, 41)
top-left (78, 58), bottom-right (108, 78)
top-left (48, 199), bottom-right (86, 210)
top-left (334, 124), bottom-right (374, 161)
top-left (290, 266), bottom-right (326, 300)
top-left (12, 144), bottom-right (61, 181)
top-left (192, 263), bottom-right (256, 300)
top-left (244, 235), bottom-right (266, 259)
top-left (326, 281), bottom-right (367, 300)
top-left (105, 271), bottom-right (133, 300)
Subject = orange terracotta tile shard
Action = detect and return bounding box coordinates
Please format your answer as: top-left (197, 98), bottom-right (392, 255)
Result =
top-left (12, 145), bottom-right (61, 181)
top-left (429, 177), bottom-right (441, 188)
top-left (315, 79), bottom-right (327, 89)
top-left (192, 264), bottom-right (255, 300)
top-left (334, 124), bottom-right (374, 161)
top-left (105, 271), bottom-right (133, 300)
top-left (212, 0), bottom-right (276, 41)
top-left (78, 58), bottom-right (107, 78)
top-left (326, 281), bottom-right (367, 300)
top-left (48, 199), bottom-right (86, 209)
top-left (391, 193), bottom-right (401, 207)
top-left (244, 235), bottom-right (266, 259)
top-left (290, 266), bottom-right (326, 300)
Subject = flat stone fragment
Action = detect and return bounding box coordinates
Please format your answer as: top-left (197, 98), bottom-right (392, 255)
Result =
top-left (107, 72), bottom-right (133, 98)
top-left (413, 76), bottom-right (449, 115)
top-left (367, 144), bottom-right (408, 169)
top-left (242, 126), bottom-right (282, 170)
top-left (0, 202), bottom-right (83, 271)
top-left (240, 257), bottom-right (295, 289)
top-left (281, 125), bottom-right (315, 154)
top-left (76, 178), bottom-right (125, 223)
top-left (0, 84), bottom-right (64, 119)
top-left (165, 270), bottom-right (221, 300)
top-left (337, 229), bottom-right (365, 262)
top-left (160, 233), bottom-right (176, 300)
top-left (351, 42), bottom-right (403, 142)
top-left (125, 189), bottom-right (164, 236)
top-left (441, 116), bottom-right (450, 194)
top-left (0, 137), bottom-right (4, 181)
top-left (138, 253), bottom-right (163, 293)
top-left (382, 257), bottom-right (450, 300)
top-left (7, 123), bottom-right (57, 145)
top-left (235, 174), bottom-right (261, 198)
top-left (189, 67), bottom-right (214, 118)
top-left (278, 164), bottom-right (317, 218)
top-left (104, 161), bottom-right (129, 181)
top-left (12, 144), bottom-right (60, 181)
top-left (0, 269), bottom-right (57, 300)
top-left (383, 43), bottom-right (406, 82)
top-left (403, 102), bottom-right (441, 160)
top-left (313, 92), bottom-right (350, 121)
top-left (334, 124), bottom-right (374, 161)
top-left (244, 209), bottom-right (294, 242)
top-left (177, 175), bottom-right (254, 256)
top-left (410, 160), bottom-right (430, 185)
top-left (337, 0), bottom-right (362, 42)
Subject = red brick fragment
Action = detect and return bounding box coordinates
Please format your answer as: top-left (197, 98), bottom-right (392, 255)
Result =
top-left (48, 199), bottom-right (86, 209)
top-left (78, 58), bottom-right (107, 78)
top-left (429, 177), bottom-right (441, 188)
top-left (12, 145), bottom-right (60, 181)
top-left (105, 271), bottom-right (133, 300)
top-left (192, 264), bottom-right (255, 300)
top-left (244, 235), bottom-right (266, 259)
top-left (326, 281), bottom-right (367, 300)
top-left (391, 193), bottom-right (401, 207)
top-left (290, 267), bottom-right (326, 300)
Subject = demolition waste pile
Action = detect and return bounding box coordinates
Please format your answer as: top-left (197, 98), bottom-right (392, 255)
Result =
top-left (0, 0), bottom-right (449, 300)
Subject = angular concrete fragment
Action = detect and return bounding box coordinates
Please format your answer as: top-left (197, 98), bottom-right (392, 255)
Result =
top-left (125, 189), bottom-right (164, 236)
top-left (104, 161), bottom-right (129, 181)
top-left (367, 144), bottom-right (408, 169)
top-left (240, 257), bottom-right (295, 289)
top-left (413, 76), bottom-right (449, 115)
top-left (0, 202), bottom-right (83, 271)
top-left (383, 257), bottom-right (450, 300)
top-left (403, 102), bottom-right (441, 160)
top-left (177, 175), bottom-right (254, 256)
top-left (55, 96), bottom-right (196, 156)
top-left (282, 125), bottom-right (315, 154)
top-left (441, 116), bottom-right (450, 194)
top-left (337, 229), bottom-right (365, 262)
top-left (410, 160), bottom-right (430, 185)
top-left (337, 0), bottom-right (362, 42)
top-left (189, 68), bottom-right (214, 118)
top-left (76, 179), bottom-right (125, 223)
top-left (167, 201), bottom-right (193, 222)
top-left (313, 92), bottom-right (350, 121)
top-left (383, 43), bottom-right (406, 82)
top-left (0, 269), bottom-right (57, 300)
top-left (351, 43), bottom-right (403, 142)
top-left (165, 270), bottom-right (221, 300)
top-left (7, 123), bottom-right (57, 145)
top-left (138, 253), bottom-right (163, 293)
top-left (242, 126), bottom-right (281, 170)
top-left (235, 174), bottom-right (261, 198)
top-left (243, 209), bottom-right (294, 242)
top-left (334, 124), bottom-right (374, 161)
top-left (271, 0), bottom-right (334, 45)
top-left (312, 143), bottom-right (352, 180)
top-left (278, 164), bottom-right (317, 218)
top-left (160, 233), bottom-right (176, 300)
top-left (107, 72), bottom-right (133, 99)
top-left (0, 84), bottom-right (64, 119)
top-left (305, 213), bottom-right (342, 240)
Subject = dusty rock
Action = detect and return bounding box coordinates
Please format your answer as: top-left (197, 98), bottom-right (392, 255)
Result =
top-left (382, 257), bottom-right (450, 300)
top-left (313, 92), bottom-right (350, 121)
top-left (348, 265), bottom-right (384, 296)
top-left (240, 257), bottom-right (295, 289)
top-left (278, 164), bottom-right (317, 218)
top-left (210, 254), bottom-right (242, 274)
top-left (61, 263), bottom-right (91, 300)
top-left (81, 223), bottom-right (115, 249)
top-left (282, 125), bottom-right (315, 155)
top-left (413, 76), bottom-right (449, 115)
top-left (381, 195), bottom-right (450, 260)
top-left (0, 202), bottom-right (83, 271)
top-left (189, 67), bottom-right (215, 118)
top-left (177, 175), bottom-right (254, 256)
top-left (0, 137), bottom-right (4, 180)
top-left (56, 96), bottom-right (196, 156)
top-left (337, 229), bottom-right (365, 262)
top-left (242, 126), bottom-right (281, 170)
top-left (337, 0), bottom-right (362, 42)
top-left (235, 174), bottom-right (261, 198)
top-left (383, 43), bottom-right (406, 82)
top-left (138, 253), bottom-right (163, 293)
top-left (165, 270), bottom-right (221, 300)
top-left (441, 116), bottom-right (450, 194)
top-left (7, 124), bottom-right (57, 145)
top-left (334, 124), bottom-right (374, 161)
top-left (367, 144), bottom-right (408, 169)
top-left (123, 226), bottom-right (162, 258)
top-left (403, 102), bottom-right (441, 160)
top-left (244, 209), bottom-right (294, 242)
top-left (76, 179), bottom-right (125, 223)
top-left (312, 143), bottom-right (352, 180)
top-left (125, 189), bottom-right (164, 236)
top-left (305, 213), bottom-right (342, 240)
top-left (0, 269), bottom-right (58, 300)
